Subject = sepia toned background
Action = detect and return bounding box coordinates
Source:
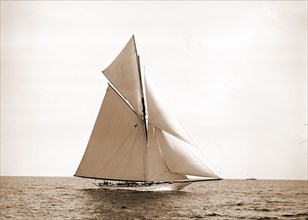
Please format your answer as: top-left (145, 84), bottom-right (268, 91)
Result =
top-left (1, 1), bottom-right (307, 179)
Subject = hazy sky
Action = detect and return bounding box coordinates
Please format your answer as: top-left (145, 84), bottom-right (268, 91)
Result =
top-left (1, 1), bottom-right (307, 180)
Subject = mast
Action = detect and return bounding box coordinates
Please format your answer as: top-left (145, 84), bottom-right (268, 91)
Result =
top-left (133, 36), bottom-right (148, 181)
top-left (137, 55), bottom-right (148, 142)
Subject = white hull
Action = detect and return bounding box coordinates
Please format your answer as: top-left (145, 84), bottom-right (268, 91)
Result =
top-left (95, 182), bottom-right (191, 191)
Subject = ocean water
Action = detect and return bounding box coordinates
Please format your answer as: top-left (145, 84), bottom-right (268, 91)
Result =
top-left (0, 177), bottom-right (307, 220)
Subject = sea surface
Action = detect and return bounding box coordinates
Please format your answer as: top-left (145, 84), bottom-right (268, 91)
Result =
top-left (0, 177), bottom-right (307, 219)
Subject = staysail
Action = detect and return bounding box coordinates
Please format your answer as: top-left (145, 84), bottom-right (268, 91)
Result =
top-left (75, 35), bottom-right (219, 182)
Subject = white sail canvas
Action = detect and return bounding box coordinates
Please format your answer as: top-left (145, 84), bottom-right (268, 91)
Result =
top-left (155, 128), bottom-right (219, 179)
top-left (75, 36), bottom-right (220, 190)
top-left (75, 85), bottom-right (146, 181)
top-left (146, 124), bottom-right (188, 182)
top-left (144, 74), bottom-right (193, 145)
top-left (102, 36), bottom-right (143, 119)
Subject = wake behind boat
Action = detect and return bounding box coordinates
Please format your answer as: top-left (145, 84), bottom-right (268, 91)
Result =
top-left (75, 36), bottom-right (221, 191)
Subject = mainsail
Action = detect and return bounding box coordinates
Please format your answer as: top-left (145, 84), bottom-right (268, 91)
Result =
top-left (75, 84), bottom-right (146, 181)
top-left (75, 35), bottom-right (219, 183)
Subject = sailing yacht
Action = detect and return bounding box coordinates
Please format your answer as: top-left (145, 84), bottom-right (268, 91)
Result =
top-left (75, 36), bottom-right (221, 191)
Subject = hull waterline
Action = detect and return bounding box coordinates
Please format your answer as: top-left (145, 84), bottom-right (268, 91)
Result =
top-left (94, 182), bottom-right (191, 191)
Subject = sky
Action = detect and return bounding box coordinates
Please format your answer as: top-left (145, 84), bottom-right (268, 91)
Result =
top-left (1, 1), bottom-right (307, 180)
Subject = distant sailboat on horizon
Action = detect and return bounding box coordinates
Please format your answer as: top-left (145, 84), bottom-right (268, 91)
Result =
top-left (246, 174), bottom-right (257, 180)
top-left (75, 36), bottom-right (221, 191)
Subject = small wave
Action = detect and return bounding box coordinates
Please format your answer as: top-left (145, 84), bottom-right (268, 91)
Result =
top-left (254, 208), bottom-right (271, 212)
top-left (255, 217), bottom-right (278, 220)
top-left (83, 188), bottom-right (97, 191)
top-left (282, 212), bottom-right (308, 218)
top-left (189, 214), bottom-right (203, 218)
top-left (204, 211), bottom-right (221, 217)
